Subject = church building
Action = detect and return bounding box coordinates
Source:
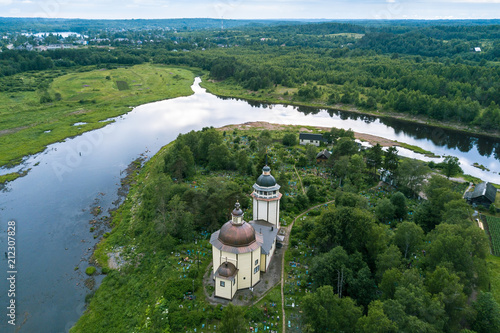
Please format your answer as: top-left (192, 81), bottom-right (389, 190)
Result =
top-left (210, 165), bottom-right (281, 300)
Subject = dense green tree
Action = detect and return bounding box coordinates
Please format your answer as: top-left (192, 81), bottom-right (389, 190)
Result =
top-left (391, 191), bottom-right (408, 220)
top-left (348, 154), bottom-right (366, 187)
top-left (383, 146), bottom-right (399, 176)
top-left (219, 304), bottom-right (246, 333)
top-left (207, 143), bottom-right (231, 170)
top-left (425, 266), bottom-right (468, 332)
top-left (414, 200), bottom-right (442, 233)
top-left (472, 292), bottom-right (500, 333)
top-left (334, 191), bottom-right (369, 209)
top-left (375, 198), bottom-right (395, 223)
top-left (366, 223), bottom-right (393, 268)
top-left (258, 130), bottom-right (272, 150)
top-left (384, 269), bottom-right (447, 332)
top-left (365, 143), bottom-right (383, 172)
top-left (314, 206), bottom-right (375, 254)
top-left (425, 224), bottom-right (489, 295)
top-left (302, 285), bottom-right (362, 333)
top-left (395, 159), bottom-right (429, 197)
top-left (346, 254), bottom-right (376, 308)
top-left (443, 199), bottom-right (472, 226)
top-left (357, 300), bottom-right (398, 333)
top-left (163, 194), bottom-right (194, 240)
top-left (380, 268), bottom-right (403, 299)
top-left (332, 137), bottom-right (359, 157)
top-left (394, 222), bottom-right (424, 259)
top-left (376, 245), bottom-right (403, 282)
top-left (164, 142), bottom-right (196, 181)
top-left (282, 133), bottom-right (297, 146)
top-left (443, 156), bottom-right (462, 178)
top-left (306, 185), bottom-right (319, 203)
top-left (235, 149), bottom-right (249, 175)
top-left (199, 128), bottom-right (223, 164)
top-left (311, 246), bottom-right (350, 294)
top-left (332, 155), bottom-right (349, 186)
top-left (295, 193), bottom-right (309, 211)
top-left (305, 144), bottom-right (318, 163)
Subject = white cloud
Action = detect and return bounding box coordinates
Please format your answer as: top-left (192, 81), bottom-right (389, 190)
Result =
top-left (0, 0), bottom-right (13, 5)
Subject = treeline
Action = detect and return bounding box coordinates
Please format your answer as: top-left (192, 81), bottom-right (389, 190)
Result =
top-left (0, 48), bottom-right (146, 77)
top-left (173, 46), bottom-right (500, 130)
top-left (0, 17), bottom-right (290, 34)
top-left (358, 30), bottom-right (500, 59)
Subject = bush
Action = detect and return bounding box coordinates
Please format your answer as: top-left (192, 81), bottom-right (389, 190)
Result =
top-left (85, 266), bottom-right (97, 276)
top-left (40, 92), bottom-right (53, 103)
top-left (490, 204), bottom-right (496, 215)
top-left (283, 133), bottom-right (297, 146)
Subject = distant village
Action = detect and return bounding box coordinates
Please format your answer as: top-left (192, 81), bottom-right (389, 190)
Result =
top-left (0, 27), bottom-right (226, 52)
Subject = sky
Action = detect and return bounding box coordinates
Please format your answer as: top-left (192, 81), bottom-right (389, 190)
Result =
top-left (0, 0), bottom-right (499, 20)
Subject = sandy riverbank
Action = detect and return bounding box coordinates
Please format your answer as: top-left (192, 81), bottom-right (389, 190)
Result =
top-left (218, 121), bottom-right (399, 147)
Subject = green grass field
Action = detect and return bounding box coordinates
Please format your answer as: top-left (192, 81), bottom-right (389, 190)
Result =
top-left (0, 64), bottom-right (196, 168)
top-left (487, 255), bottom-right (500, 304)
top-left (485, 215), bottom-right (500, 256)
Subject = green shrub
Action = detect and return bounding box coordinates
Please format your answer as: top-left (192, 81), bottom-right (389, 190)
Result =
top-left (85, 266), bottom-right (97, 276)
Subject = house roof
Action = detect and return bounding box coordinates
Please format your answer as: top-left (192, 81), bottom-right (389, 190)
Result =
top-left (249, 220), bottom-right (279, 255)
top-left (316, 149), bottom-right (331, 159)
top-left (466, 182), bottom-right (497, 203)
top-left (299, 133), bottom-right (324, 141)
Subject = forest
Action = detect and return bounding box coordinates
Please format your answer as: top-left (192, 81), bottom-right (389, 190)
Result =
top-left (2, 19), bottom-right (500, 137)
top-left (72, 125), bottom-right (500, 332)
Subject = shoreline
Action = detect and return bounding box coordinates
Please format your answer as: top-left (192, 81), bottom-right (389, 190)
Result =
top-left (219, 121), bottom-right (412, 148)
top-left (201, 80), bottom-right (500, 141)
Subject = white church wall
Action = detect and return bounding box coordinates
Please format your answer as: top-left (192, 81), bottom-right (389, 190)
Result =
top-left (215, 250), bottom-right (237, 276)
top-left (212, 247), bottom-right (220, 275)
top-left (256, 200), bottom-right (268, 221)
top-left (253, 254), bottom-right (261, 283)
top-left (215, 277), bottom-right (234, 300)
top-left (268, 200), bottom-right (279, 226)
top-left (260, 253), bottom-right (266, 272)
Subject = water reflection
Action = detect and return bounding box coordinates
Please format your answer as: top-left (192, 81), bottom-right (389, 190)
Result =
top-left (312, 107), bottom-right (500, 161)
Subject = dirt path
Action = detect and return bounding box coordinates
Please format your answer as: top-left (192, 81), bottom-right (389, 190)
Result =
top-left (281, 200), bottom-right (335, 333)
top-left (463, 182), bottom-right (474, 198)
top-left (293, 165), bottom-right (306, 195)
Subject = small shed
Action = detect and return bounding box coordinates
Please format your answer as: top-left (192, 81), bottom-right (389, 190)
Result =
top-left (299, 133), bottom-right (324, 147)
top-left (316, 149), bottom-right (331, 162)
top-left (464, 182), bottom-right (497, 208)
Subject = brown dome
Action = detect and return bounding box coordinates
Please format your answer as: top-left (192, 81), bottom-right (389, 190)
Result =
top-left (218, 220), bottom-right (256, 247)
top-left (216, 262), bottom-right (238, 278)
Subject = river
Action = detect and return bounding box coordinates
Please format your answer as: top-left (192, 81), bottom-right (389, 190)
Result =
top-left (0, 77), bottom-right (499, 332)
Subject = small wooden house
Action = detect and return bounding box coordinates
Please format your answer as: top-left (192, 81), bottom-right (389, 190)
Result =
top-left (464, 182), bottom-right (497, 208)
top-left (316, 149), bottom-right (331, 163)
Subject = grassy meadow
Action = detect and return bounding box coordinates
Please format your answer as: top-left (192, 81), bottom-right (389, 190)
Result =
top-left (0, 64), bottom-right (196, 168)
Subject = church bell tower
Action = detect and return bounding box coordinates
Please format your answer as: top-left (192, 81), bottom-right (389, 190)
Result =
top-left (251, 165), bottom-right (282, 228)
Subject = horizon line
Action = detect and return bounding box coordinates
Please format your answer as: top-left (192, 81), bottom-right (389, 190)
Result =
top-left (1, 16), bottom-right (500, 21)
